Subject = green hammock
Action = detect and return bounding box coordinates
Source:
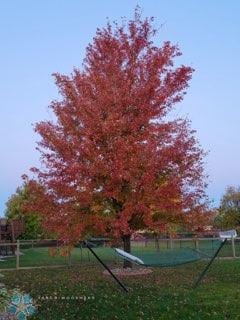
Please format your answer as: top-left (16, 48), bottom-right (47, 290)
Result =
top-left (115, 230), bottom-right (238, 268)
top-left (114, 239), bottom-right (221, 267)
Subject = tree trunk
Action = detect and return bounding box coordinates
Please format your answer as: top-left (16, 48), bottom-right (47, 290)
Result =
top-left (155, 234), bottom-right (160, 251)
top-left (122, 234), bottom-right (132, 268)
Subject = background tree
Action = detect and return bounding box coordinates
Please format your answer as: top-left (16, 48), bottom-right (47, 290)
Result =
top-left (5, 183), bottom-right (44, 240)
top-left (214, 186), bottom-right (240, 230)
top-left (25, 9), bottom-right (208, 267)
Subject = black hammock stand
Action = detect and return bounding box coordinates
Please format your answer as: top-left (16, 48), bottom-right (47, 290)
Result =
top-left (84, 230), bottom-right (237, 292)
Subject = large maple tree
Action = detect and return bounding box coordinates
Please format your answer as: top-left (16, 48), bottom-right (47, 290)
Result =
top-left (25, 10), bottom-right (208, 260)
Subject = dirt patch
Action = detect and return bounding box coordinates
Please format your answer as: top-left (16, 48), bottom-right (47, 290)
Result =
top-left (103, 267), bottom-right (153, 276)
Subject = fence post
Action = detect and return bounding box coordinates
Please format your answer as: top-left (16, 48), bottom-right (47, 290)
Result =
top-left (195, 238), bottom-right (199, 250)
top-left (68, 252), bottom-right (72, 266)
top-left (80, 245), bottom-right (83, 263)
top-left (231, 237), bottom-right (236, 258)
top-left (16, 240), bottom-right (20, 270)
top-left (155, 235), bottom-right (160, 251)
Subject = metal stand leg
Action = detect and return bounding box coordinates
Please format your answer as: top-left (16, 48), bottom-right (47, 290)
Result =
top-left (84, 241), bottom-right (128, 293)
top-left (193, 238), bottom-right (227, 288)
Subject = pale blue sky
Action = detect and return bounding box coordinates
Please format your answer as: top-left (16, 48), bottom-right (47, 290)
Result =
top-left (0, 1), bottom-right (240, 216)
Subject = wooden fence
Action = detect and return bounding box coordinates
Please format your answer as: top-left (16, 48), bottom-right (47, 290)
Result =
top-left (0, 237), bottom-right (239, 270)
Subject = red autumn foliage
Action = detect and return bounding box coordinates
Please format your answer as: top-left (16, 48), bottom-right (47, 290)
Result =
top-left (24, 10), bottom-right (209, 246)
top-left (48, 247), bottom-right (58, 257)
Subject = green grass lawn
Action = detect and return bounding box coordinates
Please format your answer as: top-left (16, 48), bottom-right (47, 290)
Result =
top-left (1, 258), bottom-right (240, 319)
